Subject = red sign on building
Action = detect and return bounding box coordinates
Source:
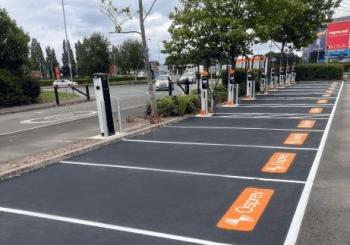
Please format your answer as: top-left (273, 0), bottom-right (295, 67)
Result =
top-left (326, 20), bottom-right (350, 50)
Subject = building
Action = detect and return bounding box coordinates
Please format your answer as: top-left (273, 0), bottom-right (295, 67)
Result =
top-left (303, 16), bottom-right (350, 63)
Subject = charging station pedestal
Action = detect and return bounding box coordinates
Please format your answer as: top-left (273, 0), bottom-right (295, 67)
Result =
top-left (223, 69), bottom-right (236, 107)
top-left (92, 73), bottom-right (115, 137)
top-left (196, 71), bottom-right (212, 117)
top-left (260, 73), bottom-right (268, 94)
top-left (242, 71), bottom-right (255, 100)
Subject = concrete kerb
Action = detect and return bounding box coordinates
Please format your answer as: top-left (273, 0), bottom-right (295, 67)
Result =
top-left (0, 115), bottom-right (192, 182)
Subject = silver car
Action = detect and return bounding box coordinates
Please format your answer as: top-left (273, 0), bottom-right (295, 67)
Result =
top-left (53, 79), bottom-right (78, 88)
top-left (155, 75), bottom-right (170, 91)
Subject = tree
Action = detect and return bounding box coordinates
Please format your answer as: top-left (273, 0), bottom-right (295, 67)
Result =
top-left (30, 38), bottom-right (46, 77)
top-left (75, 33), bottom-right (111, 77)
top-left (45, 46), bottom-right (59, 79)
top-left (119, 39), bottom-right (144, 79)
top-left (163, 0), bottom-right (293, 69)
top-left (268, 0), bottom-right (341, 81)
top-left (101, 0), bottom-right (159, 122)
top-left (0, 9), bottom-right (40, 106)
top-left (62, 40), bottom-right (76, 79)
top-left (0, 8), bottom-right (30, 74)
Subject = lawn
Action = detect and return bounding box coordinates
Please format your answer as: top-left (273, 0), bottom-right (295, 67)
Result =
top-left (36, 90), bottom-right (80, 104)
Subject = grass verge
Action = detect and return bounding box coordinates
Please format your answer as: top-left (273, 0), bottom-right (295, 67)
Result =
top-left (36, 90), bottom-right (80, 104)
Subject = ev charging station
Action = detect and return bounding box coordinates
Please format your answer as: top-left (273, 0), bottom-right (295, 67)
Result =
top-left (198, 70), bottom-right (211, 117)
top-left (259, 57), bottom-right (269, 95)
top-left (279, 67), bottom-right (285, 88)
top-left (243, 69), bottom-right (255, 100)
top-left (291, 66), bottom-right (296, 83)
top-left (224, 68), bottom-right (238, 107)
top-left (92, 73), bottom-right (115, 137)
top-left (285, 66), bottom-right (292, 85)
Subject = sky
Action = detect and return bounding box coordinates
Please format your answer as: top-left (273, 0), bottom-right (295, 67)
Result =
top-left (0, 0), bottom-right (349, 64)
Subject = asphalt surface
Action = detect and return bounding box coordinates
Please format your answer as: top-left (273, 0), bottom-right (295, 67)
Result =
top-left (0, 81), bottom-right (343, 245)
top-left (0, 83), bottom-right (192, 162)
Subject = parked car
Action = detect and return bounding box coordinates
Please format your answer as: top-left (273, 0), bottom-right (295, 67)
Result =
top-left (155, 75), bottom-right (170, 91)
top-left (179, 72), bottom-right (196, 84)
top-left (53, 79), bottom-right (78, 88)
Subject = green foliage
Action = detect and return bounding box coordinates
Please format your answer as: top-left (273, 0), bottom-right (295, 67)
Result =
top-left (0, 9), bottom-right (30, 73)
top-left (268, 0), bottom-right (340, 53)
top-left (30, 38), bottom-right (46, 75)
top-left (75, 33), bottom-right (111, 77)
top-left (295, 64), bottom-right (343, 81)
top-left (37, 90), bottom-right (79, 104)
top-left (62, 40), bottom-right (76, 78)
top-left (0, 69), bottom-right (40, 107)
top-left (212, 83), bottom-right (227, 104)
top-left (45, 46), bottom-right (59, 79)
top-left (0, 9), bottom-right (41, 107)
top-left (157, 96), bottom-right (177, 117)
top-left (153, 94), bottom-right (200, 117)
top-left (112, 39), bottom-right (145, 75)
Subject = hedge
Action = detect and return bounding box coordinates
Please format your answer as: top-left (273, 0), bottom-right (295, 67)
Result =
top-left (0, 69), bottom-right (40, 107)
top-left (38, 76), bottom-right (148, 87)
top-left (295, 64), bottom-right (343, 81)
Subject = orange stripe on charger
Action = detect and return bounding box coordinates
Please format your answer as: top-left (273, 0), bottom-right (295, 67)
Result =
top-left (309, 108), bottom-right (323, 114)
top-left (262, 152), bottom-right (296, 174)
top-left (284, 133), bottom-right (308, 145)
top-left (316, 99), bottom-right (328, 104)
top-left (217, 188), bottom-right (274, 232)
top-left (298, 120), bottom-right (316, 128)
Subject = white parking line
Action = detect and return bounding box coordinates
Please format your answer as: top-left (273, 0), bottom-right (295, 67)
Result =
top-left (284, 81), bottom-right (344, 245)
top-left (238, 104), bottom-right (334, 107)
top-left (216, 112), bottom-right (330, 116)
top-left (236, 105), bottom-right (333, 108)
top-left (0, 206), bottom-right (230, 245)
top-left (61, 160), bottom-right (306, 184)
top-left (255, 97), bottom-right (336, 100)
top-left (165, 125), bottom-right (324, 132)
top-left (123, 139), bottom-right (318, 151)
top-left (215, 116), bottom-right (329, 120)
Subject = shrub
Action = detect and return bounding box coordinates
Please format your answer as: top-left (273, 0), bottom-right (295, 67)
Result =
top-left (0, 69), bottom-right (40, 107)
top-left (150, 94), bottom-right (200, 117)
top-left (295, 64), bottom-right (343, 81)
top-left (157, 96), bottom-right (176, 117)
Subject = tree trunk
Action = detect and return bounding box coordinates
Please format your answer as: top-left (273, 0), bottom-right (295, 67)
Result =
top-left (138, 0), bottom-right (158, 123)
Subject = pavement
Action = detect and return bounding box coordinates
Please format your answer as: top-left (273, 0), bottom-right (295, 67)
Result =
top-left (0, 83), bottom-right (193, 163)
top-left (0, 80), bottom-right (345, 245)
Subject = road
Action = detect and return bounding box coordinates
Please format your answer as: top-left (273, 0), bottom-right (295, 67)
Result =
top-left (0, 83), bottom-right (195, 162)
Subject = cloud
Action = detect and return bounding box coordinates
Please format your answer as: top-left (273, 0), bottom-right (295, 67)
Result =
top-left (0, 0), bottom-right (179, 64)
top-left (0, 0), bottom-right (346, 63)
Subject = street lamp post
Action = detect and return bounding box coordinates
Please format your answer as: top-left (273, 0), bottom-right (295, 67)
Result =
top-left (61, 0), bottom-right (73, 82)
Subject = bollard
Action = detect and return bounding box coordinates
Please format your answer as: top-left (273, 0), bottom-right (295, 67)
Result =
top-left (54, 86), bottom-right (60, 106)
top-left (85, 85), bottom-right (90, 100)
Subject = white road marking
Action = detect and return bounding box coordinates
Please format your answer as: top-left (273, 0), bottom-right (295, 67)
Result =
top-left (216, 112), bottom-right (330, 116)
top-left (165, 125), bottom-right (324, 132)
top-left (284, 81), bottom-right (344, 245)
top-left (0, 113), bottom-right (97, 137)
top-left (238, 104), bottom-right (333, 107)
top-left (123, 139), bottom-right (318, 151)
top-left (61, 160), bottom-right (306, 184)
top-left (236, 105), bottom-right (332, 108)
top-left (20, 111), bottom-right (97, 124)
top-left (0, 206), bottom-right (230, 245)
top-left (255, 97), bottom-right (336, 100)
top-left (216, 116), bottom-right (329, 120)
